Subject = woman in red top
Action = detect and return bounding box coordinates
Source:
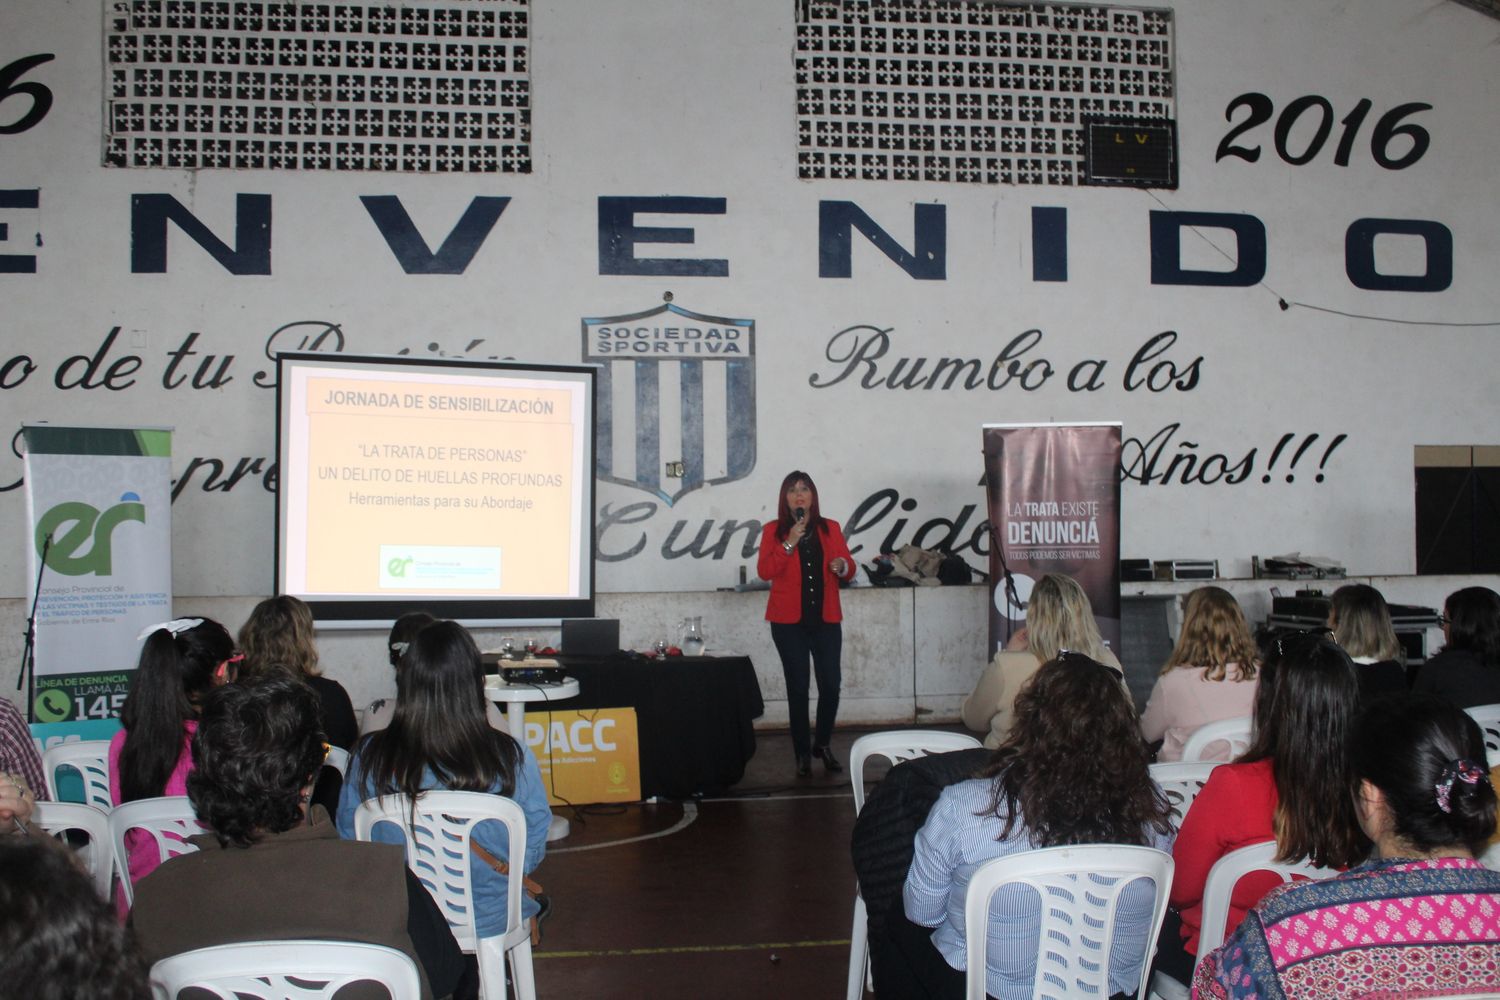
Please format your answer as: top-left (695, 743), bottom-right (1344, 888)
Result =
top-left (757, 471), bottom-right (857, 777)
top-left (1155, 630), bottom-right (1367, 984)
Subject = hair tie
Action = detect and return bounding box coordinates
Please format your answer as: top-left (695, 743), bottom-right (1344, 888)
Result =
top-left (1435, 758), bottom-right (1489, 814)
top-left (390, 641), bottom-right (410, 655)
top-left (136, 617), bottom-right (204, 641)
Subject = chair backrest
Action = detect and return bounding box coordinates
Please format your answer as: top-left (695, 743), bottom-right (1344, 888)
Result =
top-left (109, 795), bottom-right (206, 907)
top-left (1465, 703), bottom-right (1500, 756)
top-left (1180, 716), bottom-right (1254, 763)
top-left (323, 745), bottom-right (350, 779)
top-left (963, 844), bottom-right (1173, 1000)
top-left (1195, 840), bottom-right (1337, 959)
top-left (33, 800), bottom-right (114, 899)
top-left (42, 739), bottom-right (113, 810)
top-left (352, 790), bottom-right (527, 953)
top-left (1148, 760), bottom-right (1221, 830)
top-left (849, 730), bottom-right (983, 814)
top-left (149, 939), bottom-right (421, 999)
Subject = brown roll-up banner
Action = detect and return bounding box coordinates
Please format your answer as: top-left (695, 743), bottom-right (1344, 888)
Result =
top-left (983, 423), bottom-right (1122, 658)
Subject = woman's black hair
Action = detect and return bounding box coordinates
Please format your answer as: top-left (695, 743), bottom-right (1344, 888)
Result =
top-left (1443, 586), bottom-right (1500, 666)
top-left (1353, 694), bottom-right (1498, 857)
top-left (187, 673), bottom-right (327, 848)
top-left (0, 835), bottom-right (149, 999)
top-left (982, 653), bottom-right (1173, 846)
top-left (1240, 630), bottom-right (1369, 868)
top-left (118, 618), bottom-right (234, 803)
top-left (359, 620), bottom-right (523, 803)
top-left (388, 610), bottom-right (438, 668)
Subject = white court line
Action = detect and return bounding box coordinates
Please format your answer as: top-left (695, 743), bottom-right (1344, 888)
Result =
top-left (548, 802), bottom-right (698, 853)
top-left (547, 791), bottom-right (851, 853)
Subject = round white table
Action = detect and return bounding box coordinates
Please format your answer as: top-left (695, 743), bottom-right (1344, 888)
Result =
top-left (484, 676), bottom-right (581, 842)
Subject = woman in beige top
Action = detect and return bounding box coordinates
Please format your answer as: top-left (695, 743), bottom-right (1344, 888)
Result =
top-left (1139, 586), bottom-right (1260, 762)
top-left (960, 573), bottom-right (1120, 748)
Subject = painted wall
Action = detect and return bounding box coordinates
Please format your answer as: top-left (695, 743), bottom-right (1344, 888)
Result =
top-left (2, 0), bottom-right (1498, 720)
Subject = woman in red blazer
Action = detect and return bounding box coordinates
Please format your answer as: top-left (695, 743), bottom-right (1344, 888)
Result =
top-left (757, 470), bottom-right (857, 776)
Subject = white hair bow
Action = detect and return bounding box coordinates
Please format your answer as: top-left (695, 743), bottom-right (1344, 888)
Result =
top-left (136, 618), bottom-right (204, 641)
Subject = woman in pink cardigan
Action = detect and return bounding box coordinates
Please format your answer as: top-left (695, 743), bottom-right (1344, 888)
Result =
top-left (109, 617), bottom-right (236, 894)
top-left (1139, 586), bottom-right (1259, 762)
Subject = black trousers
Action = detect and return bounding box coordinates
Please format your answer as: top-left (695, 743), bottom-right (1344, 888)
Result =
top-left (770, 620), bottom-right (842, 758)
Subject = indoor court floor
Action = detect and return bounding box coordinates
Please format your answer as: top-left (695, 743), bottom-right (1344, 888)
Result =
top-left (529, 725), bottom-right (931, 999)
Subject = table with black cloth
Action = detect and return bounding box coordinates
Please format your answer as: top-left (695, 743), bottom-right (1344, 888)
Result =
top-left (553, 654), bottom-right (764, 801)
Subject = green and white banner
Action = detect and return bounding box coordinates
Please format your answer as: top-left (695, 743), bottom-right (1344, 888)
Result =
top-left (22, 426), bottom-right (172, 724)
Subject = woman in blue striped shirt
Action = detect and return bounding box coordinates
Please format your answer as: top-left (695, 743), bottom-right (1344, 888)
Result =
top-left (901, 654), bottom-right (1175, 1000)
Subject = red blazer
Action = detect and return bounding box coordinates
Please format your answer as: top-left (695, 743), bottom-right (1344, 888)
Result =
top-left (757, 519), bottom-right (856, 624)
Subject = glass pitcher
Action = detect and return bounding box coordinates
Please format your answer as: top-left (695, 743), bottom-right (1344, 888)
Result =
top-left (679, 616), bottom-right (706, 657)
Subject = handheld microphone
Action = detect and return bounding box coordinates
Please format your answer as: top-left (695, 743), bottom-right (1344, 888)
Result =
top-left (794, 508), bottom-right (805, 522)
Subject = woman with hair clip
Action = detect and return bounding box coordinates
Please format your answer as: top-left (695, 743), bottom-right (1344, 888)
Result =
top-left (359, 610), bottom-right (510, 737)
top-left (1413, 585), bottom-right (1500, 708)
top-left (337, 619), bottom-right (551, 942)
top-left (757, 470), bottom-right (857, 776)
top-left (1153, 630), bottom-right (1368, 985)
top-left (1195, 694), bottom-right (1500, 998)
top-left (899, 653), bottom-right (1175, 1000)
top-left (1328, 582), bottom-right (1407, 701)
top-left (109, 616), bottom-right (236, 887)
top-left (1139, 586), bottom-right (1260, 762)
top-left (961, 572), bottom-right (1121, 748)
top-left (238, 595), bottom-right (358, 751)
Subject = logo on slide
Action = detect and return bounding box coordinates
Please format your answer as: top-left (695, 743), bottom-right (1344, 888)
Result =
top-left (581, 302), bottom-right (757, 506)
top-left (36, 494), bottom-right (147, 576)
top-left (387, 556), bottom-right (414, 578)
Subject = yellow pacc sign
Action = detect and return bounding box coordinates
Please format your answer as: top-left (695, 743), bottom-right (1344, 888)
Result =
top-left (522, 708), bottom-right (640, 805)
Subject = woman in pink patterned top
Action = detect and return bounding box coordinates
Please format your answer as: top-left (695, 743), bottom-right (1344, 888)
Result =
top-left (109, 617), bottom-right (236, 894)
top-left (1194, 694), bottom-right (1500, 999)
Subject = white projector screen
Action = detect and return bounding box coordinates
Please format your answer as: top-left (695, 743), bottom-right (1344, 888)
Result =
top-left (275, 353), bottom-right (596, 626)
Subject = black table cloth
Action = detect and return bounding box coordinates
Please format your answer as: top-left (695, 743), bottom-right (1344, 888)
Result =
top-left (551, 654), bottom-right (765, 801)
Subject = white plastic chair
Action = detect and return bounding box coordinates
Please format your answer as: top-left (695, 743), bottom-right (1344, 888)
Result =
top-left (33, 800), bottom-right (114, 899)
top-left (1148, 840), bottom-right (1335, 1000)
top-left (354, 791), bottom-right (534, 1000)
top-left (963, 844), bottom-right (1174, 1000)
top-left (42, 739), bottom-right (113, 810)
top-left (1465, 704), bottom-right (1500, 755)
top-left (1180, 716), bottom-right (1253, 763)
top-left (323, 745), bottom-right (350, 778)
top-left (1148, 760), bottom-right (1220, 830)
top-left (149, 939), bottom-right (421, 999)
top-left (109, 795), bottom-right (206, 907)
top-left (849, 730), bottom-right (984, 814)
top-left (847, 729), bottom-right (983, 1000)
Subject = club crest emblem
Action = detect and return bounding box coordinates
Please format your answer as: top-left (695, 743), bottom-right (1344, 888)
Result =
top-left (582, 302), bottom-right (756, 506)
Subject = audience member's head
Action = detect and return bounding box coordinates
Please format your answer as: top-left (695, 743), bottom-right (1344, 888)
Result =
top-left (118, 617), bottom-right (235, 803)
top-left (364, 619), bottom-right (521, 799)
top-left (0, 835), bottom-right (149, 999)
top-left (1329, 584), bottom-right (1403, 663)
top-left (1441, 586), bottom-right (1500, 665)
top-left (387, 610), bottom-right (437, 669)
top-left (1163, 586), bottom-right (1259, 680)
top-left (1024, 573), bottom-right (1108, 663)
top-left (1243, 630), bottom-right (1368, 867)
top-left (983, 652), bottom-right (1172, 847)
top-left (238, 594), bottom-right (321, 678)
top-left (188, 673), bottom-right (327, 849)
top-left (1353, 694), bottom-right (1497, 858)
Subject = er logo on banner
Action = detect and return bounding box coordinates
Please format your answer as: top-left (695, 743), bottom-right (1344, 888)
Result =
top-left (36, 495), bottom-right (147, 576)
